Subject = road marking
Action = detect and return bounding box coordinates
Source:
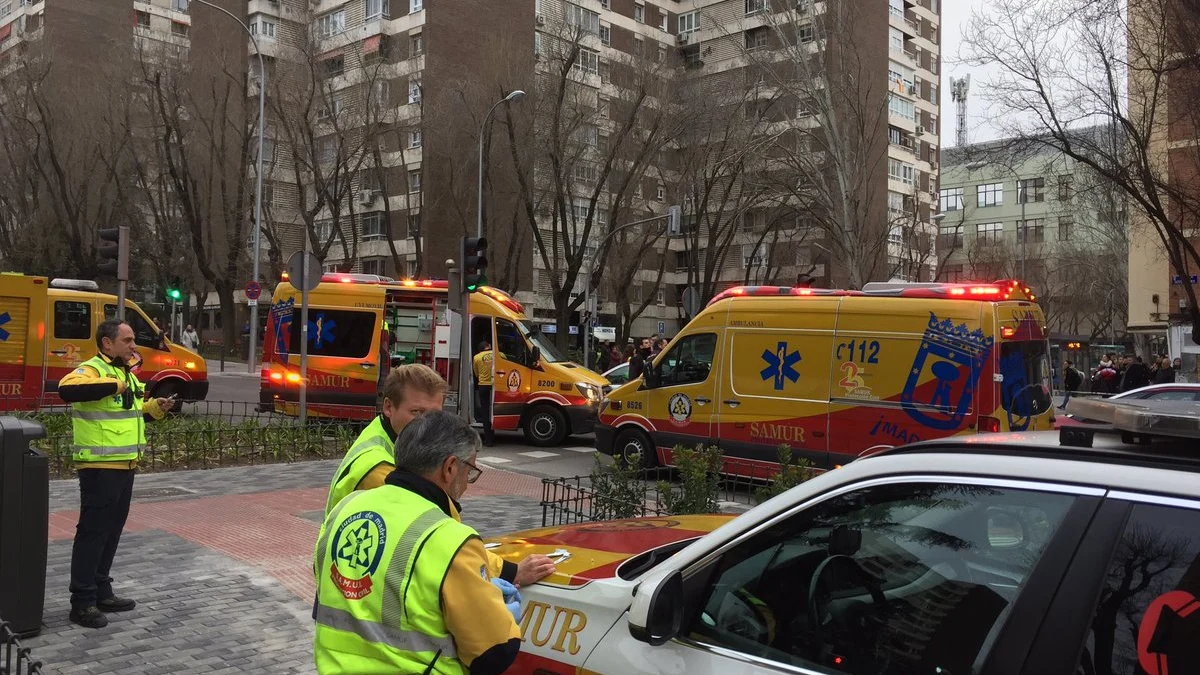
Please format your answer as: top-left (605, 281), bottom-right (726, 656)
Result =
top-left (563, 446), bottom-right (595, 453)
top-left (518, 451), bottom-right (559, 459)
top-left (477, 456), bottom-right (512, 464)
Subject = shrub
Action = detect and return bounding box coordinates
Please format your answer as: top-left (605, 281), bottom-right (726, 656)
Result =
top-left (754, 444), bottom-right (814, 504)
top-left (588, 452), bottom-right (648, 520)
top-left (658, 444), bottom-right (722, 515)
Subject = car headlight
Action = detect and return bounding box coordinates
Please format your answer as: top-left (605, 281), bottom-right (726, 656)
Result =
top-left (576, 383), bottom-right (599, 401)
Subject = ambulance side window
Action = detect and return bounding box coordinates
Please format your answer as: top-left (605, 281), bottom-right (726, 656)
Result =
top-left (659, 333), bottom-right (716, 386)
top-left (54, 301), bottom-right (92, 340)
top-left (104, 305), bottom-right (163, 350)
top-left (1078, 501), bottom-right (1200, 675)
top-left (495, 319), bottom-right (528, 366)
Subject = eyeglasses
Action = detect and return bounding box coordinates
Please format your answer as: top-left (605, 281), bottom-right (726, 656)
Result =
top-left (462, 458), bottom-right (483, 484)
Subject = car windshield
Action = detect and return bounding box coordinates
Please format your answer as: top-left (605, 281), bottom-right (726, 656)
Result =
top-left (999, 340), bottom-right (1053, 418)
top-left (519, 320), bottom-right (569, 363)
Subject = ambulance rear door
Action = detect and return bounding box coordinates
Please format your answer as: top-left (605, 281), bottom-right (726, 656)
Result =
top-left (0, 276), bottom-right (45, 409)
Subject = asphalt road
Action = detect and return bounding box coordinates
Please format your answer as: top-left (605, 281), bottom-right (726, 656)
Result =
top-left (203, 369), bottom-right (599, 479)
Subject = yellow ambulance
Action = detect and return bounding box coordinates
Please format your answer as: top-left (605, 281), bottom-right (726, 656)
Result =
top-left (259, 273), bottom-right (607, 445)
top-left (596, 280), bottom-right (1054, 473)
top-left (0, 274), bottom-right (208, 411)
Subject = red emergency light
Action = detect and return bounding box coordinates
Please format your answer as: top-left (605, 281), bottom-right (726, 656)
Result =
top-left (707, 285), bottom-right (853, 307)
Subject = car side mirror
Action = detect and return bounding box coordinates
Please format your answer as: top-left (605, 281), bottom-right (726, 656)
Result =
top-left (529, 346), bottom-right (540, 367)
top-left (628, 570), bottom-right (683, 646)
top-left (644, 362), bottom-right (660, 389)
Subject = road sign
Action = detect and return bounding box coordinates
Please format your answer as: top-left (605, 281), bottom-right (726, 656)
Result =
top-left (245, 280), bottom-right (262, 300)
top-left (657, 321), bottom-right (666, 337)
top-left (1171, 275), bottom-right (1199, 285)
top-left (286, 251), bottom-right (323, 293)
top-left (247, 298), bottom-right (258, 307)
top-left (681, 286), bottom-right (702, 317)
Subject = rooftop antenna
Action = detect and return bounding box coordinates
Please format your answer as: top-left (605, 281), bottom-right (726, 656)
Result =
top-left (950, 74), bottom-right (970, 147)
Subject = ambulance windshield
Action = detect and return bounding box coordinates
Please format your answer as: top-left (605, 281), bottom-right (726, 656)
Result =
top-left (520, 321), bottom-right (568, 363)
top-left (999, 340), bottom-right (1053, 418)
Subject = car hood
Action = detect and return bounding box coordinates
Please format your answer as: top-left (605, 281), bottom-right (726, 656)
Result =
top-left (484, 514), bottom-right (734, 586)
top-left (543, 360), bottom-right (609, 388)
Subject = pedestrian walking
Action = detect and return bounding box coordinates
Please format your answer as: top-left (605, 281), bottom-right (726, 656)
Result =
top-left (1059, 360), bottom-right (1082, 410)
top-left (180, 324), bottom-right (200, 351)
top-left (473, 340), bottom-right (495, 447)
top-left (58, 319), bottom-right (175, 628)
top-left (314, 411), bottom-right (556, 675)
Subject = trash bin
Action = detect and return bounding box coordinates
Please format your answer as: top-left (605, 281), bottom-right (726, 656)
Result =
top-left (0, 417), bottom-right (48, 638)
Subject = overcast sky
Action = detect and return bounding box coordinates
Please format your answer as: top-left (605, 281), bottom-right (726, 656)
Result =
top-left (939, 0), bottom-right (998, 147)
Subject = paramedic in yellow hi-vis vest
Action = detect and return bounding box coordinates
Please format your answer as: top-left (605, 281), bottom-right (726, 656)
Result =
top-left (58, 319), bottom-right (174, 629)
top-left (472, 340), bottom-right (495, 447)
top-left (322, 364), bottom-right (555, 589)
top-left (314, 411), bottom-right (545, 675)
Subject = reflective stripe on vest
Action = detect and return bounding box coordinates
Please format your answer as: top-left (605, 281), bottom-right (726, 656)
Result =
top-left (313, 604), bottom-right (456, 657)
top-left (72, 356), bottom-right (146, 464)
top-left (324, 418), bottom-right (394, 514)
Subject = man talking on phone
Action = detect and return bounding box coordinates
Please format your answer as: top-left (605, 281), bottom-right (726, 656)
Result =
top-left (57, 319), bottom-right (175, 628)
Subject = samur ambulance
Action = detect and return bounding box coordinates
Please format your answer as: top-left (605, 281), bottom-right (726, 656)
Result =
top-left (596, 279), bottom-right (1054, 474)
top-left (259, 273), bottom-right (607, 445)
top-left (0, 274), bottom-right (209, 411)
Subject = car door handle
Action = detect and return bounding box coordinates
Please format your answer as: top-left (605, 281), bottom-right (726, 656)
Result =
top-left (696, 397), bottom-right (711, 405)
top-left (724, 399), bottom-right (740, 407)
top-left (360, 362), bottom-right (375, 369)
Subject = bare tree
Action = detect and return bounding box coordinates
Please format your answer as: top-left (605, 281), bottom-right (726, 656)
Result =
top-left (963, 0), bottom-right (1200, 344)
top-left (503, 18), bottom-right (687, 348)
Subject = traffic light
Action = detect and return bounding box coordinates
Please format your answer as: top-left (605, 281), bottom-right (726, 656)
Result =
top-left (166, 277), bottom-right (182, 302)
top-left (96, 226), bottom-right (129, 281)
top-left (462, 236), bottom-right (488, 292)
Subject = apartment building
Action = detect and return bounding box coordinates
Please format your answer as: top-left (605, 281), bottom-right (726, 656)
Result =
top-left (937, 132), bottom-right (1128, 342)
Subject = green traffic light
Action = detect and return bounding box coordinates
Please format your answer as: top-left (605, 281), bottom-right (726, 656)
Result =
top-left (167, 289), bottom-right (181, 301)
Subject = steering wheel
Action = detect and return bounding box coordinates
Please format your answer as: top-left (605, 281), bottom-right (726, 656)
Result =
top-left (806, 554), bottom-right (889, 638)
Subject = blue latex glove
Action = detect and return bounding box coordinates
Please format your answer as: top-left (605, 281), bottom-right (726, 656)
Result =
top-left (491, 577), bottom-right (522, 622)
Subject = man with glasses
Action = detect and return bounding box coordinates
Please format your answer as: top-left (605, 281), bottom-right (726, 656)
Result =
top-left (58, 319), bottom-right (175, 628)
top-left (314, 411), bottom-right (546, 675)
top-left (321, 364), bottom-right (554, 589)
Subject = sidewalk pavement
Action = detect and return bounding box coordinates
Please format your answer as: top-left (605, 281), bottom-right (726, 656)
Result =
top-left (28, 460), bottom-right (548, 675)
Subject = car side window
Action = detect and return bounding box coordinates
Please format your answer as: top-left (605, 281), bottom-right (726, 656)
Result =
top-left (104, 305), bottom-right (163, 351)
top-left (54, 301), bottom-right (91, 340)
top-left (1079, 502), bottom-right (1200, 675)
top-left (1145, 390), bottom-right (1197, 401)
top-left (685, 482), bottom-right (1076, 675)
top-left (495, 319), bottom-right (527, 367)
top-left (659, 333), bottom-right (716, 387)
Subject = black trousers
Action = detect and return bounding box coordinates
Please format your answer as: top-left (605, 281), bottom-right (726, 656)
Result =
top-left (475, 384), bottom-right (494, 443)
top-left (69, 468), bottom-right (135, 609)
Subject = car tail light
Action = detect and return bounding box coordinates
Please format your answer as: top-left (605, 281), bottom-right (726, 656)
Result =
top-left (979, 416), bottom-right (1001, 433)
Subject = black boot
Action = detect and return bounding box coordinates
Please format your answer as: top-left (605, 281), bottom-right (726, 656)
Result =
top-left (69, 606), bottom-right (109, 628)
top-left (97, 596), bottom-right (137, 612)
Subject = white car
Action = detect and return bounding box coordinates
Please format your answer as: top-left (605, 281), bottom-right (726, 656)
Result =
top-left (1058, 382), bottom-right (1200, 426)
top-left (488, 398), bottom-right (1200, 675)
top-left (601, 362), bottom-right (630, 394)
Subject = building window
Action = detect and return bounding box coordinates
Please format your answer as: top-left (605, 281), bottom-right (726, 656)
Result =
top-left (408, 170), bottom-right (421, 192)
top-left (171, 21), bottom-right (189, 37)
top-left (1058, 215), bottom-right (1073, 240)
top-left (172, 0), bottom-right (188, 11)
top-left (887, 190), bottom-right (908, 214)
top-left (939, 187), bottom-right (963, 212)
top-left (410, 130), bottom-right (422, 148)
top-left (410, 0), bottom-right (423, 11)
top-left (888, 94), bottom-right (916, 122)
top-left (976, 182), bottom-right (1003, 207)
top-left (888, 158), bottom-right (916, 186)
top-left (943, 263), bottom-right (964, 282)
top-left (316, 9), bottom-right (346, 38)
top-left (1017, 177), bottom-right (1045, 203)
top-left (659, 12), bottom-right (667, 31)
top-left (1057, 175), bottom-right (1073, 200)
top-left (745, 0), bottom-right (767, 15)
top-left (744, 27), bottom-right (769, 51)
top-left (656, 184), bottom-right (666, 201)
top-left (371, 80), bottom-right (389, 110)
top-left (1018, 218), bottom-right (1044, 243)
top-left (366, 0), bottom-right (389, 20)
top-left (322, 54), bottom-right (345, 78)
top-left (889, 26), bottom-right (904, 52)
top-left (135, 10), bottom-right (151, 29)
top-left (633, 3), bottom-right (644, 22)
top-left (407, 212), bottom-right (421, 237)
top-left (600, 0), bottom-right (609, 7)
top-left (410, 33), bottom-right (423, 54)
top-left (797, 23), bottom-right (814, 43)
top-left (656, 288), bottom-right (666, 306)
top-left (599, 23), bottom-right (611, 44)
top-left (976, 222), bottom-right (1003, 244)
top-left (361, 170), bottom-right (381, 194)
top-left (362, 212), bottom-right (386, 240)
top-left (317, 136), bottom-right (337, 164)
top-left (362, 257), bottom-right (386, 276)
top-left (679, 10), bottom-right (699, 33)
top-left (566, 3), bottom-right (600, 34)
top-left (674, 250), bottom-right (691, 272)
top-left (573, 47), bottom-right (601, 76)
top-left (408, 76), bottom-right (422, 104)
top-left (251, 18), bottom-right (276, 38)
top-left (938, 227), bottom-right (963, 250)
top-left (742, 243), bottom-right (768, 267)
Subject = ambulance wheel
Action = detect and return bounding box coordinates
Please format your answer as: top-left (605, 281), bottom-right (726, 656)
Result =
top-left (524, 405), bottom-right (568, 447)
top-left (151, 380), bottom-right (183, 413)
top-left (615, 428), bottom-right (657, 469)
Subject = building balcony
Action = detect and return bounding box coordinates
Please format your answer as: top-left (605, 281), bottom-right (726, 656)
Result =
top-left (889, 10), bottom-right (918, 37)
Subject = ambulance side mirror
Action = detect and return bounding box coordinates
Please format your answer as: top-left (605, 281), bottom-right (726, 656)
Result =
top-left (628, 569), bottom-right (683, 646)
top-left (643, 362), bottom-right (660, 389)
top-left (529, 346), bottom-right (540, 367)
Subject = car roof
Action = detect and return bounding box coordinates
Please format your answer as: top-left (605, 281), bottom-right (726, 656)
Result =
top-left (1117, 382), bottom-right (1200, 397)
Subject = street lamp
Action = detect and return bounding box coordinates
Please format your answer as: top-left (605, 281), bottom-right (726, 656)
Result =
top-left (477, 90), bottom-right (526, 238)
top-left (194, 0), bottom-right (266, 374)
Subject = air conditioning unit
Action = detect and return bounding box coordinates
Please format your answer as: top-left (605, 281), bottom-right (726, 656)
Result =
top-left (915, 125), bottom-right (924, 135)
top-left (535, 13), bottom-right (546, 26)
top-left (359, 190), bottom-right (376, 205)
top-left (676, 32), bottom-right (689, 45)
